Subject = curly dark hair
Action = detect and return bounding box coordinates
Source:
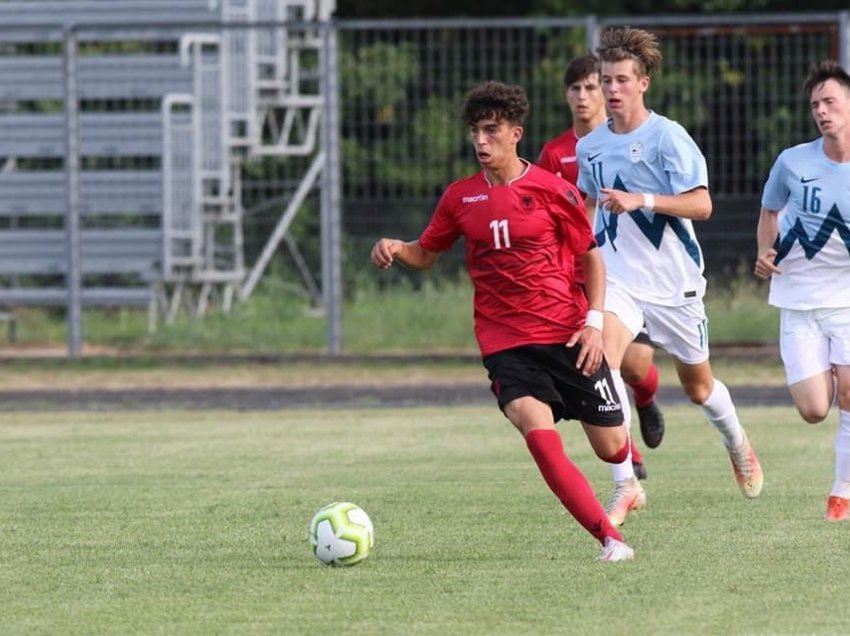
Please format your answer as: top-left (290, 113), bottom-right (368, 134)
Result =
top-left (460, 81), bottom-right (529, 127)
top-left (803, 59), bottom-right (850, 95)
top-left (596, 27), bottom-right (662, 77)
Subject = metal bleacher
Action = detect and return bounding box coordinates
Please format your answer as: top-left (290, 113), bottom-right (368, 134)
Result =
top-left (0, 0), bottom-right (332, 326)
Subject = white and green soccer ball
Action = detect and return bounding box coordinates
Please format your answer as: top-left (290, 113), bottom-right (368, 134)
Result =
top-left (309, 502), bottom-right (374, 566)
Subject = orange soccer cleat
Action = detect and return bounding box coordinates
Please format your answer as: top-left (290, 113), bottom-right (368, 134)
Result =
top-left (825, 496), bottom-right (849, 522)
top-left (605, 477), bottom-right (646, 527)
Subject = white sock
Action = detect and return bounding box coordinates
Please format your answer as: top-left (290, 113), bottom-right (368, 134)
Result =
top-left (700, 378), bottom-right (745, 449)
top-left (831, 410), bottom-right (850, 499)
top-left (609, 369), bottom-right (635, 482)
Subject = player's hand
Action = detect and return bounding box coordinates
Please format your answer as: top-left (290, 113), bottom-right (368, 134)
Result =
top-left (599, 188), bottom-right (644, 215)
top-left (566, 326), bottom-right (604, 376)
top-left (371, 239), bottom-right (401, 269)
top-left (754, 248), bottom-right (781, 279)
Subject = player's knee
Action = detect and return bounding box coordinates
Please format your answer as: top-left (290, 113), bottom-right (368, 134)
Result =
top-left (797, 404), bottom-right (830, 424)
top-left (683, 382), bottom-right (712, 405)
top-left (597, 441), bottom-right (629, 464)
top-left (620, 364), bottom-right (647, 385)
top-left (621, 350), bottom-right (652, 383)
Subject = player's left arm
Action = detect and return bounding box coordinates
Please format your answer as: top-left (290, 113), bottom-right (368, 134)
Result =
top-left (598, 186), bottom-right (711, 220)
top-left (568, 245), bottom-right (605, 376)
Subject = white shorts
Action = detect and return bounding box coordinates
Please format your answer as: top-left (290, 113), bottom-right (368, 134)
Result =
top-left (605, 280), bottom-right (709, 365)
top-left (780, 307), bottom-right (850, 385)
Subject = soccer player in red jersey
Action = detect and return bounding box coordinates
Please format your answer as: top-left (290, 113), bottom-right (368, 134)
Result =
top-left (538, 54), bottom-right (667, 487)
top-left (370, 81), bottom-right (635, 561)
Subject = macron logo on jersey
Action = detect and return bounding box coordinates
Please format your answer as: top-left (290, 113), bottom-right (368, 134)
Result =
top-left (560, 156), bottom-right (577, 164)
top-left (462, 194), bottom-right (489, 204)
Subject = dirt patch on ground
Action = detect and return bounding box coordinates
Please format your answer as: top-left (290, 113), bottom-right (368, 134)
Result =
top-left (0, 347), bottom-right (790, 411)
top-left (0, 384), bottom-right (791, 412)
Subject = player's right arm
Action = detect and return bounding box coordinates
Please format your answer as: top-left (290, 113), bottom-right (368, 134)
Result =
top-left (371, 238), bottom-right (439, 271)
top-left (754, 207), bottom-right (781, 279)
top-left (756, 151), bottom-right (790, 280)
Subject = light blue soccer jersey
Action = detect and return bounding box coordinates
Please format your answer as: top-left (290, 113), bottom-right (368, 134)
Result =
top-left (761, 137), bottom-right (850, 310)
top-left (577, 112), bottom-right (709, 306)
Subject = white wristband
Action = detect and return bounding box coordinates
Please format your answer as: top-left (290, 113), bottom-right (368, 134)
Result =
top-left (585, 309), bottom-right (604, 330)
top-left (643, 193), bottom-right (655, 211)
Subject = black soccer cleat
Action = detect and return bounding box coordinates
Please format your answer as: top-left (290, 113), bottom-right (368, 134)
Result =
top-left (632, 460), bottom-right (647, 481)
top-left (637, 401), bottom-right (665, 449)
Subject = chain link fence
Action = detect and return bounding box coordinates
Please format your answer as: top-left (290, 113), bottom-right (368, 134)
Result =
top-left (331, 13), bottom-right (846, 290)
top-left (1, 9), bottom-right (848, 354)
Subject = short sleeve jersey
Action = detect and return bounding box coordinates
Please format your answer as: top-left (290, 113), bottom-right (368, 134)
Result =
top-left (419, 162), bottom-right (595, 357)
top-left (576, 112), bottom-right (709, 306)
top-left (537, 129), bottom-right (580, 185)
top-left (761, 137), bottom-right (850, 310)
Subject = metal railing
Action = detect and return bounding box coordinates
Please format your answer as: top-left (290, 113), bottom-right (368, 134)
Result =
top-left (1, 9), bottom-right (848, 355)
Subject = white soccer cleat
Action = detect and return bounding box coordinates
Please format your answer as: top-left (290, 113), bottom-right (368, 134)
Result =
top-left (727, 433), bottom-right (763, 498)
top-left (597, 536), bottom-right (635, 562)
top-left (605, 476), bottom-right (646, 526)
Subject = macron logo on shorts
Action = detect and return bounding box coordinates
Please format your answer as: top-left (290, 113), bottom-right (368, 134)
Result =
top-left (598, 403), bottom-right (621, 413)
top-left (462, 194), bottom-right (488, 204)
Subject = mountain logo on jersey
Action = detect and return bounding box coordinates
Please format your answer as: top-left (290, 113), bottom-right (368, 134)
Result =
top-left (594, 175), bottom-right (702, 266)
top-left (775, 204), bottom-right (850, 264)
top-left (629, 141), bottom-right (644, 163)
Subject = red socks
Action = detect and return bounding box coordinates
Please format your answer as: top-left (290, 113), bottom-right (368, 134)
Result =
top-left (628, 364), bottom-right (659, 409)
top-left (603, 439), bottom-right (631, 465)
top-left (630, 439), bottom-right (643, 464)
top-left (525, 428), bottom-right (622, 544)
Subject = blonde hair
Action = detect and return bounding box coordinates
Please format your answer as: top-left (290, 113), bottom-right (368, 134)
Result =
top-left (596, 27), bottom-right (662, 77)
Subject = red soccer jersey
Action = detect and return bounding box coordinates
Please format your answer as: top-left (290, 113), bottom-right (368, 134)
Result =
top-left (537, 128), bottom-right (579, 185)
top-left (538, 127), bottom-right (588, 285)
top-left (418, 162), bottom-right (594, 357)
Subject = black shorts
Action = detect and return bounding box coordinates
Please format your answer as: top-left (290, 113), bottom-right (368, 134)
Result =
top-left (482, 343), bottom-right (623, 426)
top-left (634, 329), bottom-right (653, 346)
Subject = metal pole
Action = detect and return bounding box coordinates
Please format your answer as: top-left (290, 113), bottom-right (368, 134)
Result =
top-left (320, 22), bottom-right (343, 355)
top-left (62, 26), bottom-right (82, 358)
top-left (585, 15), bottom-right (599, 53)
top-left (239, 151), bottom-right (325, 300)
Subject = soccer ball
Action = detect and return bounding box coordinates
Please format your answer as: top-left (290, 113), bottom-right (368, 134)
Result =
top-left (309, 502), bottom-right (374, 566)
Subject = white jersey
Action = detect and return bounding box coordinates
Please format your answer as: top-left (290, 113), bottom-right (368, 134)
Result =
top-left (577, 112), bottom-right (709, 306)
top-left (761, 137), bottom-right (850, 310)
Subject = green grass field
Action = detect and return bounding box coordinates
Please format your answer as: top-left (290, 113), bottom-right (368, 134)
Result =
top-left (0, 405), bottom-right (844, 635)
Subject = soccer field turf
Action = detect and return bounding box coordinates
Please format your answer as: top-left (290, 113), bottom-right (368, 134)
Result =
top-left (0, 405), bottom-right (845, 635)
